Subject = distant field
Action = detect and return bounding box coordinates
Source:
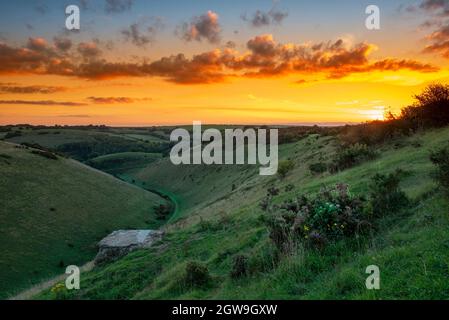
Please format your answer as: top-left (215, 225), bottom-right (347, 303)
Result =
top-left (87, 152), bottom-right (162, 173)
top-left (0, 141), bottom-right (169, 299)
top-left (2, 127), bottom-right (171, 162)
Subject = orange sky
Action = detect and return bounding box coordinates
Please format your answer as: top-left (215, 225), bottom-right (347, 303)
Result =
top-left (1, 1), bottom-right (449, 126)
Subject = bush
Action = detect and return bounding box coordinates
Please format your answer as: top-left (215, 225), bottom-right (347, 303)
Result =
top-left (278, 160), bottom-right (295, 178)
top-left (267, 187), bottom-right (280, 196)
top-left (369, 170), bottom-right (409, 217)
top-left (183, 261), bottom-right (210, 288)
top-left (331, 143), bottom-right (377, 172)
top-left (400, 84), bottom-right (449, 129)
top-left (153, 204), bottom-right (172, 220)
top-left (309, 162), bottom-right (327, 174)
top-left (263, 184), bottom-right (372, 252)
top-left (430, 147), bottom-right (449, 191)
top-left (230, 255), bottom-right (248, 278)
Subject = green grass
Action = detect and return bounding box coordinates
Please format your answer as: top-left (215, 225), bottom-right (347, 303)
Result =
top-left (0, 141), bottom-right (170, 299)
top-left (86, 152), bottom-right (162, 173)
top-left (35, 126), bottom-right (449, 300)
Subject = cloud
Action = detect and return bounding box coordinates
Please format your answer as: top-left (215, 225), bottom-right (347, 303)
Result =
top-left (422, 22), bottom-right (449, 58)
top-left (27, 37), bottom-right (49, 51)
top-left (78, 41), bottom-right (102, 60)
top-left (121, 18), bottom-right (164, 47)
top-left (54, 37), bottom-right (73, 52)
top-left (416, 1), bottom-right (449, 58)
top-left (420, 0), bottom-right (449, 16)
top-left (34, 3), bottom-right (49, 15)
top-left (242, 7), bottom-right (288, 27)
top-left (88, 96), bottom-right (136, 104)
top-left (176, 11), bottom-right (221, 44)
top-left (105, 0), bottom-right (133, 13)
top-left (59, 114), bottom-right (91, 118)
top-left (0, 100), bottom-right (87, 106)
top-left (0, 35), bottom-right (439, 83)
top-left (0, 83), bottom-right (66, 94)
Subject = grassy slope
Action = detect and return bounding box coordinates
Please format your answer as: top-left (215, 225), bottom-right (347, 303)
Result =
top-left (0, 142), bottom-right (169, 299)
top-left (38, 127), bottom-right (449, 299)
top-left (86, 152), bottom-right (162, 173)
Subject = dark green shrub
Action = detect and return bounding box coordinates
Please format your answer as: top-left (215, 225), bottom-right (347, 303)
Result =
top-left (153, 204), bottom-right (172, 220)
top-left (263, 184), bottom-right (372, 252)
top-left (183, 261), bottom-right (210, 288)
top-left (267, 187), bottom-right (280, 196)
top-left (230, 255), bottom-right (248, 278)
top-left (430, 147), bottom-right (449, 191)
top-left (309, 162), bottom-right (327, 174)
top-left (369, 170), bottom-right (409, 217)
top-left (332, 143), bottom-right (377, 172)
top-left (278, 159), bottom-right (295, 178)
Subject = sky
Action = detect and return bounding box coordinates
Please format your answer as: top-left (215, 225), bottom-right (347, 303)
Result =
top-left (0, 0), bottom-right (448, 126)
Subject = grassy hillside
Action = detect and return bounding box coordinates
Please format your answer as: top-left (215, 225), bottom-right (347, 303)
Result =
top-left (2, 127), bottom-right (170, 162)
top-left (86, 152), bottom-right (162, 173)
top-left (36, 127), bottom-right (449, 300)
top-left (0, 141), bottom-right (170, 299)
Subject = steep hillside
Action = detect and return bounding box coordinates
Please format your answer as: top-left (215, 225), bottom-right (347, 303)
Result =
top-left (36, 127), bottom-right (449, 300)
top-left (0, 141), bottom-right (169, 299)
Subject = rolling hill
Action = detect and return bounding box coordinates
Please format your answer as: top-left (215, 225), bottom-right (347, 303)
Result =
top-left (34, 126), bottom-right (449, 300)
top-left (0, 141), bottom-right (170, 299)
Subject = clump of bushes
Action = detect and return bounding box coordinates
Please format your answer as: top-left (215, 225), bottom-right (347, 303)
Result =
top-left (183, 261), bottom-right (210, 288)
top-left (230, 255), bottom-right (248, 279)
top-left (369, 170), bottom-right (409, 217)
top-left (154, 203), bottom-right (172, 220)
top-left (331, 143), bottom-right (377, 172)
top-left (309, 162), bottom-right (327, 174)
top-left (260, 187), bottom-right (280, 211)
top-left (262, 174), bottom-right (408, 253)
top-left (263, 184), bottom-right (371, 252)
top-left (430, 147), bottom-right (449, 191)
top-left (340, 84), bottom-right (449, 146)
top-left (278, 159), bottom-right (295, 178)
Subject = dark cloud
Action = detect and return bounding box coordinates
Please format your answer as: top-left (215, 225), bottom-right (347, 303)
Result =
top-left (59, 114), bottom-right (91, 118)
top-left (54, 37), bottom-right (73, 52)
top-left (420, 0), bottom-right (449, 15)
top-left (105, 0), bottom-right (133, 13)
top-left (401, 1), bottom-right (449, 59)
top-left (121, 18), bottom-right (163, 47)
top-left (242, 7), bottom-right (288, 27)
top-left (0, 100), bottom-right (87, 106)
top-left (225, 41), bottom-right (237, 49)
top-left (77, 42), bottom-right (102, 60)
top-left (34, 3), bottom-right (49, 15)
top-left (88, 96), bottom-right (135, 104)
top-left (176, 11), bottom-right (221, 44)
top-left (0, 83), bottom-right (66, 94)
